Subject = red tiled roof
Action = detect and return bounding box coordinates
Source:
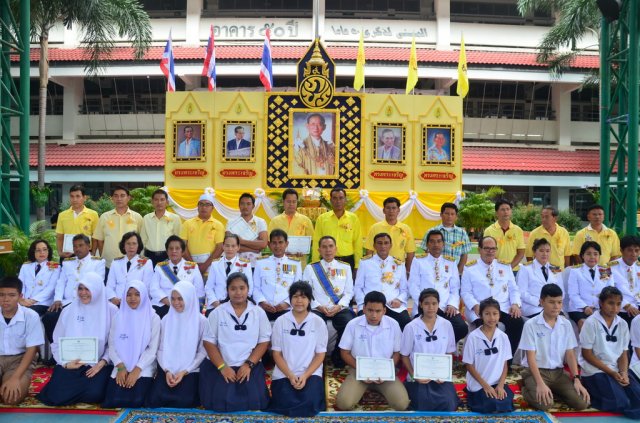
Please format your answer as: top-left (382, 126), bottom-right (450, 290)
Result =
top-left (14, 46), bottom-right (599, 69)
top-left (26, 143), bottom-right (605, 173)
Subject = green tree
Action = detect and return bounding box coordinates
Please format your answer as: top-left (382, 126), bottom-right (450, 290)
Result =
top-left (0, 221), bottom-right (57, 276)
top-left (129, 186), bottom-right (161, 216)
top-left (457, 192), bottom-right (496, 239)
top-left (28, 0), bottom-right (152, 220)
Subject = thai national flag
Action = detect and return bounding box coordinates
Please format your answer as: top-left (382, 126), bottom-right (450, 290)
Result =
top-left (202, 25), bottom-right (216, 91)
top-left (160, 32), bottom-right (175, 92)
top-left (259, 27), bottom-right (273, 91)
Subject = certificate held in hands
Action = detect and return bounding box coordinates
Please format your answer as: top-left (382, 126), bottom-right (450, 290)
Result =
top-left (413, 353), bottom-right (453, 382)
top-left (355, 357), bottom-right (396, 381)
top-left (286, 236), bottom-right (312, 255)
top-left (59, 337), bottom-right (99, 364)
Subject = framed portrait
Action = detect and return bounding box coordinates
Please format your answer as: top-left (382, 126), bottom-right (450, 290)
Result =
top-left (173, 121), bottom-right (206, 162)
top-left (288, 109), bottom-right (340, 179)
top-left (372, 123), bottom-right (405, 164)
top-left (422, 125), bottom-right (455, 165)
top-left (222, 121), bottom-right (255, 162)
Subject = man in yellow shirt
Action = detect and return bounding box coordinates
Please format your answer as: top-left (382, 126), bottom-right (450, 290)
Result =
top-left (56, 185), bottom-right (98, 259)
top-left (484, 199), bottom-right (525, 270)
top-left (572, 204), bottom-right (621, 265)
top-left (525, 206), bottom-right (571, 269)
top-left (268, 189), bottom-right (314, 266)
top-left (140, 189), bottom-right (182, 266)
top-left (364, 197), bottom-right (415, 271)
top-left (93, 186), bottom-right (143, 270)
top-left (180, 193), bottom-right (224, 274)
top-left (312, 187), bottom-right (362, 273)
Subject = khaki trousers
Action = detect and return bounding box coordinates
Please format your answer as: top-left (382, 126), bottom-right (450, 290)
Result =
top-left (335, 367), bottom-right (410, 411)
top-left (0, 354), bottom-right (36, 405)
top-left (521, 367), bottom-right (589, 411)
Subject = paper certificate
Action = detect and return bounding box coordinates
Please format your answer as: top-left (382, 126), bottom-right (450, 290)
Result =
top-left (59, 337), bottom-right (99, 363)
top-left (355, 357), bottom-right (396, 381)
top-left (631, 362), bottom-right (640, 380)
top-left (413, 353), bottom-right (453, 382)
top-left (227, 220), bottom-right (258, 241)
top-left (62, 234), bottom-right (77, 253)
top-left (286, 236), bottom-right (312, 255)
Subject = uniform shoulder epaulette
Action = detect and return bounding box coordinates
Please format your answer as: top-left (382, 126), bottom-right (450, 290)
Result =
top-left (113, 256), bottom-right (125, 261)
top-left (608, 260), bottom-right (620, 267)
top-left (522, 260), bottom-right (533, 266)
top-left (465, 259), bottom-right (477, 267)
top-left (572, 264), bottom-right (582, 269)
top-left (214, 256), bottom-right (224, 261)
top-left (138, 255), bottom-right (148, 260)
top-left (238, 257), bottom-right (251, 263)
top-left (498, 259), bottom-right (511, 265)
top-left (415, 252), bottom-right (427, 259)
top-left (393, 257), bottom-right (404, 265)
top-left (443, 255), bottom-right (455, 262)
top-left (334, 259), bottom-right (349, 266)
top-left (257, 255), bottom-right (270, 260)
top-left (361, 254), bottom-right (373, 260)
top-left (63, 257), bottom-right (76, 262)
top-left (91, 256), bottom-right (102, 260)
top-left (598, 264), bottom-right (609, 269)
top-left (185, 261), bottom-right (197, 266)
top-left (288, 256), bottom-right (302, 262)
top-left (157, 260), bottom-right (169, 266)
top-left (23, 260), bottom-right (32, 264)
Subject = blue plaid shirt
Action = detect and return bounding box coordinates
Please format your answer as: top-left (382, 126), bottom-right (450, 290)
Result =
top-left (421, 224), bottom-right (471, 264)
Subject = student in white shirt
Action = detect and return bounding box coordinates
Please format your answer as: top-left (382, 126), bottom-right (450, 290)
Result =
top-left (517, 238), bottom-right (563, 318)
top-left (632, 314), bottom-right (640, 375)
top-left (200, 272), bottom-right (271, 412)
top-left (0, 277), bottom-right (44, 405)
top-left (568, 241), bottom-right (613, 331)
top-left (205, 233), bottom-right (253, 315)
top-left (37, 272), bottom-right (117, 406)
top-left (335, 291), bottom-right (410, 411)
top-left (106, 232), bottom-right (154, 306)
top-left (146, 281), bottom-right (208, 409)
top-left (401, 288), bottom-right (459, 411)
top-left (102, 280), bottom-right (160, 408)
top-left (18, 239), bottom-right (60, 316)
top-left (579, 286), bottom-right (640, 419)
top-left (518, 283), bottom-right (589, 411)
top-left (269, 282), bottom-right (328, 417)
top-left (462, 297), bottom-right (514, 413)
top-left (610, 235), bottom-right (640, 327)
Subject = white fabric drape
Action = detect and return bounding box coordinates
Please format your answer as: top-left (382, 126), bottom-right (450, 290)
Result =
top-left (350, 189), bottom-right (441, 222)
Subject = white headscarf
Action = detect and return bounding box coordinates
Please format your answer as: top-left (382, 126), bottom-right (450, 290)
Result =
top-left (113, 280), bottom-right (153, 372)
top-left (161, 281), bottom-right (201, 374)
top-left (59, 271), bottom-right (111, 362)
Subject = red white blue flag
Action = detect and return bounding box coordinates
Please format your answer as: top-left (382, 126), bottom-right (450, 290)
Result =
top-left (202, 25), bottom-right (216, 91)
top-left (160, 32), bottom-right (175, 92)
top-left (259, 27), bottom-right (273, 91)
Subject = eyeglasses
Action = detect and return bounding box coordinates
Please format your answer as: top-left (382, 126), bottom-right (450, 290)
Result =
top-left (197, 202), bottom-right (213, 207)
top-left (481, 247), bottom-right (498, 251)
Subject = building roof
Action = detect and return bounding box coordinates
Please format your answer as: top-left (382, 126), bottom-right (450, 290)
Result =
top-left (15, 45), bottom-right (599, 69)
top-left (26, 142), bottom-right (605, 173)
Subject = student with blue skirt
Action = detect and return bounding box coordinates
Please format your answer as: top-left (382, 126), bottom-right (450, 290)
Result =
top-left (268, 281), bottom-right (328, 417)
top-left (401, 288), bottom-right (460, 411)
top-left (579, 286), bottom-right (640, 419)
top-left (200, 272), bottom-right (271, 411)
top-left (462, 297), bottom-right (514, 413)
top-left (102, 280), bottom-right (160, 408)
top-left (37, 272), bottom-right (117, 405)
top-left (146, 281), bottom-right (208, 408)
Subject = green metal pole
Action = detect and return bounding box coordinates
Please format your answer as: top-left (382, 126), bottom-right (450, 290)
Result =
top-left (600, 16), bottom-right (610, 223)
top-left (626, 0), bottom-right (639, 235)
top-left (0, 2), bottom-right (9, 227)
top-left (19, 0), bottom-right (30, 232)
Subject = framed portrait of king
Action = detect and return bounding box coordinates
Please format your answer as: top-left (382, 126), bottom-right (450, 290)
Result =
top-left (422, 125), bottom-right (454, 165)
top-left (372, 124), bottom-right (405, 164)
top-left (222, 121), bottom-right (255, 162)
top-left (288, 110), bottom-right (339, 179)
top-left (173, 121), bottom-right (206, 162)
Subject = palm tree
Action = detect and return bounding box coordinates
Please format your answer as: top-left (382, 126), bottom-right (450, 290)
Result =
top-left (29, 0), bottom-right (152, 220)
top-left (517, 0), bottom-right (601, 77)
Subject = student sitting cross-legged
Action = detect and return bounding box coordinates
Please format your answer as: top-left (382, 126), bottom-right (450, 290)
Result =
top-left (518, 283), bottom-right (590, 411)
top-left (462, 297), bottom-right (515, 413)
top-left (335, 290), bottom-right (410, 411)
top-left (579, 286), bottom-right (640, 419)
top-left (200, 272), bottom-right (271, 412)
top-left (268, 281), bottom-right (328, 417)
top-left (401, 288), bottom-right (460, 411)
top-left (0, 276), bottom-right (44, 406)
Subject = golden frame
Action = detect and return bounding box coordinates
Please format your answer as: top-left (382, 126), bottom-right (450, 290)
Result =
top-left (222, 121), bottom-right (256, 162)
top-left (422, 125), bottom-right (455, 166)
top-left (372, 123), bottom-right (406, 164)
top-left (173, 120), bottom-right (206, 162)
top-left (287, 109), bottom-right (340, 179)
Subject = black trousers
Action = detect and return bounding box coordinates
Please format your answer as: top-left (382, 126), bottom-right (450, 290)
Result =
top-left (358, 307), bottom-right (411, 331)
top-left (473, 311), bottom-right (524, 356)
top-left (436, 308), bottom-right (469, 343)
top-left (312, 308), bottom-right (355, 354)
top-left (145, 249), bottom-right (168, 267)
top-left (336, 255), bottom-right (356, 277)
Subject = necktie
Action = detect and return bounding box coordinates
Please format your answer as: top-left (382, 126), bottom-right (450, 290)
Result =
top-left (173, 265), bottom-right (178, 275)
top-left (600, 322), bottom-right (618, 342)
top-left (290, 322), bottom-right (307, 336)
top-left (541, 266), bottom-right (548, 281)
top-left (229, 313), bottom-right (248, 330)
top-left (35, 263), bottom-right (41, 275)
top-left (589, 268), bottom-right (595, 280)
top-left (482, 339), bottom-right (499, 355)
top-left (126, 261), bottom-right (131, 272)
top-left (225, 261), bottom-right (232, 276)
top-left (424, 329), bottom-right (438, 342)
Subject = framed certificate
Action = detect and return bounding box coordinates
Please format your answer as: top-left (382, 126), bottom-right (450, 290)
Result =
top-left (59, 337), bottom-right (99, 363)
top-left (62, 234), bottom-right (76, 253)
top-left (286, 236), bottom-right (312, 255)
top-left (355, 357), bottom-right (396, 381)
top-left (413, 353), bottom-right (453, 382)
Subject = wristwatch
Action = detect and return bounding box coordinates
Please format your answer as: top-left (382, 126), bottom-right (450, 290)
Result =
top-left (573, 375), bottom-right (581, 380)
top-left (244, 359), bottom-right (256, 369)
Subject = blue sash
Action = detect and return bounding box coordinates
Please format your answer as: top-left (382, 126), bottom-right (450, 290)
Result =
top-left (159, 263), bottom-right (180, 285)
top-left (311, 262), bottom-right (341, 305)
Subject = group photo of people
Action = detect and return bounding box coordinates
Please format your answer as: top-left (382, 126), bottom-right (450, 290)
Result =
top-left (2, 184), bottom-right (640, 419)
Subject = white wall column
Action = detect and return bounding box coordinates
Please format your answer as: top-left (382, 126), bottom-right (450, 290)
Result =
top-left (551, 186), bottom-right (570, 211)
top-left (434, 0), bottom-right (451, 50)
top-left (315, 0), bottom-right (326, 40)
top-left (185, 0), bottom-right (203, 45)
top-left (55, 77), bottom-right (84, 143)
top-left (552, 84), bottom-right (579, 150)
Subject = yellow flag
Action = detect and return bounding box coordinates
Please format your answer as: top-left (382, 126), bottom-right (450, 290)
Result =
top-left (354, 31), bottom-right (365, 91)
top-left (457, 34), bottom-right (469, 98)
top-left (405, 36), bottom-right (418, 94)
